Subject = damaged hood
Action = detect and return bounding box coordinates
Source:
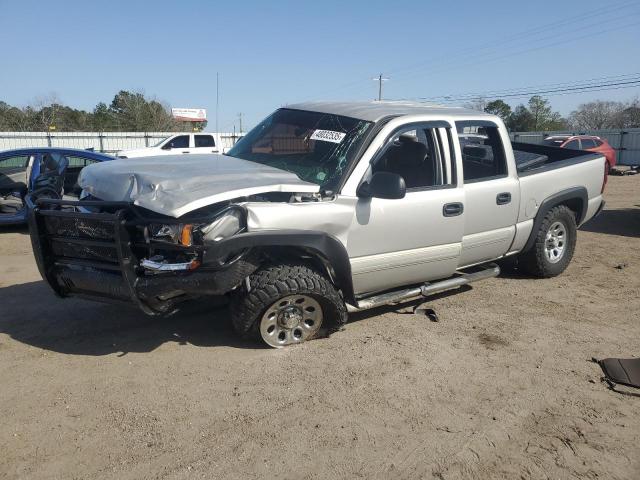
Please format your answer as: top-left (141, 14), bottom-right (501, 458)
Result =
top-left (78, 154), bottom-right (320, 217)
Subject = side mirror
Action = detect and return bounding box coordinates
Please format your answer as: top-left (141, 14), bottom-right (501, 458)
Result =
top-left (357, 171), bottom-right (406, 200)
top-left (162, 143), bottom-right (172, 150)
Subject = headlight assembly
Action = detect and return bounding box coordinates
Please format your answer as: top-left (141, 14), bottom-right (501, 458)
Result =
top-left (148, 223), bottom-right (194, 246)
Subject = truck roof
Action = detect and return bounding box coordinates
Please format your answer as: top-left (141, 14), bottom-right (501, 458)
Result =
top-left (286, 101), bottom-right (494, 123)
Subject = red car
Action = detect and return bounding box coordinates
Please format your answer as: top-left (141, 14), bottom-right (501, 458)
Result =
top-left (542, 135), bottom-right (617, 171)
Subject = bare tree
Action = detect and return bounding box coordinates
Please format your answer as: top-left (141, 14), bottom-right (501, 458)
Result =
top-left (569, 100), bottom-right (624, 130)
top-left (617, 97), bottom-right (640, 128)
top-left (30, 93), bottom-right (63, 131)
top-left (463, 97), bottom-right (488, 112)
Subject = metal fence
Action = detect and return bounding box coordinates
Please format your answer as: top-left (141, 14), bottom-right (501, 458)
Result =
top-left (0, 131), bottom-right (243, 154)
top-left (509, 128), bottom-right (640, 166)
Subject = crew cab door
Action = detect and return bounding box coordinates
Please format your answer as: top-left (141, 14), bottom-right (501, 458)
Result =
top-left (455, 121), bottom-right (519, 266)
top-left (192, 134), bottom-right (219, 154)
top-left (342, 121), bottom-right (464, 295)
top-left (161, 134), bottom-right (191, 154)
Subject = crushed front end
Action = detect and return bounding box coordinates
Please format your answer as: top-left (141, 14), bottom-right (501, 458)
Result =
top-left (26, 197), bottom-right (257, 315)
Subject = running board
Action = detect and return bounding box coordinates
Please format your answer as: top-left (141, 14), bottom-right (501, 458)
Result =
top-left (347, 263), bottom-right (500, 312)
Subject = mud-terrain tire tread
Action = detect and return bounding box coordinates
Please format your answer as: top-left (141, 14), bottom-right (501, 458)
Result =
top-left (519, 205), bottom-right (577, 278)
top-left (230, 263), bottom-right (347, 341)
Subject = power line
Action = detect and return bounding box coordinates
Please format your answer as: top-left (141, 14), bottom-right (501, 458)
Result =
top-left (401, 77), bottom-right (640, 104)
top-left (299, 0), bottom-right (640, 101)
top-left (387, 1), bottom-right (640, 81)
top-left (426, 72), bottom-right (640, 100)
top-left (388, 15), bottom-right (640, 91)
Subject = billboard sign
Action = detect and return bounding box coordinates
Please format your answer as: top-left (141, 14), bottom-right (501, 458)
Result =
top-left (171, 108), bottom-right (207, 122)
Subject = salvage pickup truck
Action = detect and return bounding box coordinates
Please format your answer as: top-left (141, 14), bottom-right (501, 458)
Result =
top-left (26, 102), bottom-right (607, 347)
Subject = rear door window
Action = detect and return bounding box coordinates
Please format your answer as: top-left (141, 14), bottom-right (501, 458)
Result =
top-left (65, 155), bottom-right (99, 167)
top-left (456, 122), bottom-right (507, 183)
top-left (195, 135), bottom-right (215, 148)
top-left (580, 138), bottom-right (596, 149)
top-left (565, 140), bottom-right (580, 149)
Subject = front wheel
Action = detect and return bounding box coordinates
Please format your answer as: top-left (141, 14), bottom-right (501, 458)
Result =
top-left (231, 263), bottom-right (347, 348)
top-left (519, 205), bottom-right (577, 278)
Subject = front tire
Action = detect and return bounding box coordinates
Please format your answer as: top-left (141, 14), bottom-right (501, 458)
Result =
top-left (231, 263), bottom-right (347, 348)
top-left (519, 205), bottom-right (577, 278)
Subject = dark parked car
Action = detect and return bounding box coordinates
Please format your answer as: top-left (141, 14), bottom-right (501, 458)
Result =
top-left (0, 148), bottom-right (114, 225)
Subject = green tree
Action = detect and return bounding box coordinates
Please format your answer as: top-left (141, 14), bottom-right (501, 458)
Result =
top-left (507, 105), bottom-right (534, 131)
top-left (484, 100), bottom-right (512, 122)
top-left (91, 102), bottom-right (113, 131)
top-left (108, 90), bottom-right (178, 131)
top-left (527, 95), bottom-right (567, 130)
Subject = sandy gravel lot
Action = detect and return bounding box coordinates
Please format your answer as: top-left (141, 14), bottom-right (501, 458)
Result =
top-left (1, 175), bottom-right (639, 480)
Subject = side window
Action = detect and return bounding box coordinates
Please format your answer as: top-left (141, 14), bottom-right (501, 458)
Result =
top-left (195, 135), bottom-right (215, 148)
top-left (167, 135), bottom-right (190, 149)
top-left (0, 155), bottom-right (31, 190)
top-left (565, 140), bottom-right (580, 149)
top-left (580, 138), bottom-right (596, 149)
top-left (456, 122), bottom-right (507, 182)
top-left (593, 139), bottom-right (603, 147)
top-left (371, 125), bottom-right (449, 189)
top-left (0, 155), bottom-right (30, 171)
top-left (65, 156), bottom-right (98, 167)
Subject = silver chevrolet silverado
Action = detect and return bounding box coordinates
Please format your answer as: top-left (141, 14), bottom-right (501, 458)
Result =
top-left (27, 102), bottom-right (606, 347)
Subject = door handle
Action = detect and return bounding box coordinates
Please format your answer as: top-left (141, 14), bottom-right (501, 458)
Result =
top-left (443, 202), bottom-right (464, 217)
top-left (182, 151), bottom-right (190, 154)
top-left (496, 192), bottom-right (511, 205)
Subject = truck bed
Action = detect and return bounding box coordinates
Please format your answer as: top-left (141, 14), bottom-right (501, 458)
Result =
top-left (512, 142), bottom-right (601, 175)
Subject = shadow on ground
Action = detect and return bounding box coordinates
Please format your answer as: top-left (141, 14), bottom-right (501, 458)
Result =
top-left (0, 225), bottom-right (29, 235)
top-left (1, 279), bottom-right (480, 355)
top-left (580, 207), bottom-right (640, 238)
top-left (0, 280), bottom-right (260, 355)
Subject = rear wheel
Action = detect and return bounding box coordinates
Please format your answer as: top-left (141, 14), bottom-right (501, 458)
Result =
top-left (231, 263), bottom-right (347, 348)
top-left (519, 205), bottom-right (577, 278)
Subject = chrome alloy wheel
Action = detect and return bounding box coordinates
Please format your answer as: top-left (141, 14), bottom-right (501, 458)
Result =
top-left (545, 221), bottom-right (567, 264)
top-left (259, 295), bottom-right (323, 348)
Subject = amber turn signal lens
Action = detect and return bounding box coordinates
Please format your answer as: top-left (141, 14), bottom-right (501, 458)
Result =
top-left (180, 224), bottom-right (194, 246)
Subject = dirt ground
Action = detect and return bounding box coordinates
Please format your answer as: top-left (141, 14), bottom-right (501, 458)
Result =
top-left (1, 176), bottom-right (639, 480)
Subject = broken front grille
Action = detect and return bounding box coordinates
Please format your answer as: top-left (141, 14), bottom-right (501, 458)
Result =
top-left (43, 215), bottom-right (115, 240)
top-left (36, 209), bottom-right (125, 267)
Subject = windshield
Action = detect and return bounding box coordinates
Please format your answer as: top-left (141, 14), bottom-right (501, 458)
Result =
top-left (226, 108), bottom-right (372, 190)
top-left (152, 136), bottom-right (170, 147)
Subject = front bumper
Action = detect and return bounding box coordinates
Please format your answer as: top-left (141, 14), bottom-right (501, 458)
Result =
top-left (27, 198), bottom-right (254, 315)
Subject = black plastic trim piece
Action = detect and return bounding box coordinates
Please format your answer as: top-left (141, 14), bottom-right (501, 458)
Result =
top-left (204, 230), bottom-right (356, 304)
top-left (443, 202), bottom-right (464, 217)
top-left (522, 186), bottom-right (588, 253)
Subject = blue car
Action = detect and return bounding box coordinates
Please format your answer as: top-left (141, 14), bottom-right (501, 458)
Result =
top-left (0, 148), bottom-right (114, 225)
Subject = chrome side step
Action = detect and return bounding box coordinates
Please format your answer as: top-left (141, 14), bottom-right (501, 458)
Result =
top-left (347, 263), bottom-right (500, 312)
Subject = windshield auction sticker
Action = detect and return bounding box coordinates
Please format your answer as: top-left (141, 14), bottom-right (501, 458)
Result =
top-left (310, 129), bottom-right (346, 143)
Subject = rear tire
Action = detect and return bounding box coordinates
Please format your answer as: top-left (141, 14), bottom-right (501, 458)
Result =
top-left (230, 263), bottom-right (347, 348)
top-left (519, 205), bottom-right (577, 278)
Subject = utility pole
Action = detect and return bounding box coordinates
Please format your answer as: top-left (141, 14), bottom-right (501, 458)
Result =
top-left (216, 72), bottom-right (219, 134)
top-left (372, 74), bottom-right (389, 101)
top-left (238, 113), bottom-right (243, 135)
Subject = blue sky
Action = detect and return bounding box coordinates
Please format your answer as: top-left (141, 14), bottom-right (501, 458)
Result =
top-left (1, 0), bottom-right (639, 130)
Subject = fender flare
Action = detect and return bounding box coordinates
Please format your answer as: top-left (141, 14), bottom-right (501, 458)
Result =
top-left (203, 230), bottom-right (356, 304)
top-left (522, 186), bottom-right (588, 253)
